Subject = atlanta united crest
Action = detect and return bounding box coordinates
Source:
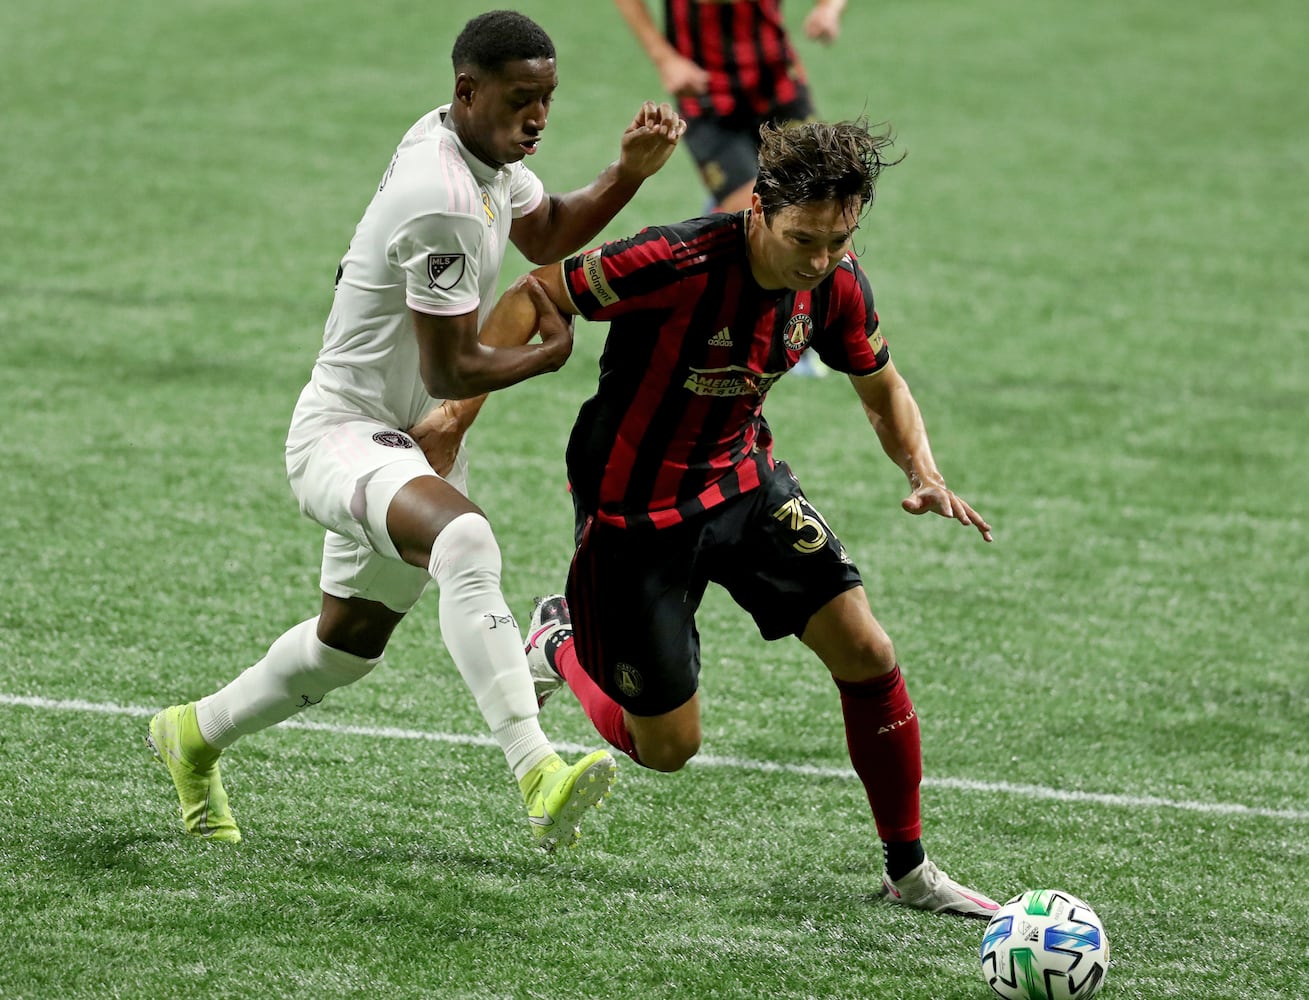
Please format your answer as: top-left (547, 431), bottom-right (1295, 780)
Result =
top-left (783, 312), bottom-right (813, 351)
top-left (613, 661), bottom-right (643, 698)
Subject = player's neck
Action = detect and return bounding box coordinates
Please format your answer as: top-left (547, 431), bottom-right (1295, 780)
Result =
top-left (446, 106), bottom-right (505, 171)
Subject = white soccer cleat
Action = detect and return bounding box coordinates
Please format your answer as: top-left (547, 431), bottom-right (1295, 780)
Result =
top-left (524, 594), bottom-right (570, 707)
top-left (881, 858), bottom-right (1000, 919)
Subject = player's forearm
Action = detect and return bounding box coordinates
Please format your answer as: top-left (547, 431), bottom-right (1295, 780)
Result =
top-left (613, 0), bottom-right (678, 66)
top-left (522, 168), bottom-right (644, 263)
top-left (863, 374), bottom-right (947, 490)
top-left (421, 396), bottom-right (483, 437)
top-left (444, 281), bottom-right (564, 398)
top-left (479, 276), bottom-right (541, 349)
top-left (423, 341), bottom-right (565, 400)
top-left (437, 278), bottom-right (545, 412)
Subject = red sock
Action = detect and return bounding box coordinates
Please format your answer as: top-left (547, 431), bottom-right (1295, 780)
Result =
top-left (835, 665), bottom-right (923, 842)
top-left (554, 635), bottom-right (638, 760)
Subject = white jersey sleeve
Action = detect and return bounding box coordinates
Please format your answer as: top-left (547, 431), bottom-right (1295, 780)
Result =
top-left (509, 163), bottom-right (545, 219)
top-left (392, 210), bottom-right (485, 317)
top-left (389, 136), bottom-right (542, 318)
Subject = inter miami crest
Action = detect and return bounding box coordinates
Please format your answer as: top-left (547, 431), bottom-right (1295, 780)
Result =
top-left (426, 253), bottom-right (465, 290)
top-left (371, 430), bottom-right (414, 449)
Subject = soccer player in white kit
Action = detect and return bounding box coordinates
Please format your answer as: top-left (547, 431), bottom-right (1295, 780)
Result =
top-left (146, 10), bottom-right (686, 851)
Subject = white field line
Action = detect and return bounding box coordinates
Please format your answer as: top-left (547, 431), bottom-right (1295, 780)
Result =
top-left (7, 692), bottom-right (1308, 823)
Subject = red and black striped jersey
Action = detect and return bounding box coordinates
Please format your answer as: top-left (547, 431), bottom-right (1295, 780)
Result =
top-left (561, 211), bottom-right (889, 529)
top-left (664, 0), bottom-right (806, 119)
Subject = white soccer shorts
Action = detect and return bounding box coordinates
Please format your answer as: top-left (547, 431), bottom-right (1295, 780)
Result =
top-left (286, 418), bottom-right (469, 613)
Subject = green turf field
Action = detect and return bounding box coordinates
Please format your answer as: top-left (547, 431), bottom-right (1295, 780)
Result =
top-left (2, 1), bottom-right (1306, 997)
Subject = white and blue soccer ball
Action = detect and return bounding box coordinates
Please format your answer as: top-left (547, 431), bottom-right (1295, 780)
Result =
top-left (979, 889), bottom-right (1109, 1000)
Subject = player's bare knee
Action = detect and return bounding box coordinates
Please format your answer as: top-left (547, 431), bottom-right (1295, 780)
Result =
top-left (640, 737), bottom-right (700, 773)
top-left (867, 628), bottom-right (897, 674)
top-left (633, 722), bottom-right (701, 772)
top-left (317, 594), bottom-right (405, 659)
top-left (823, 627), bottom-right (897, 682)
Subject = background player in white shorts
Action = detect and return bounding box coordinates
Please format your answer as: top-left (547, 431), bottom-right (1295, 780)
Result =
top-left (146, 10), bottom-right (686, 851)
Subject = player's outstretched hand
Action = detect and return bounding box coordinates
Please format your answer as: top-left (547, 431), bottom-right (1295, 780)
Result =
top-left (527, 275), bottom-right (574, 373)
top-left (902, 484), bottom-right (993, 542)
top-left (657, 52), bottom-right (710, 98)
top-left (803, 5), bottom-right (842, 43)
top-left (618, 101), bottom-right (688, 182)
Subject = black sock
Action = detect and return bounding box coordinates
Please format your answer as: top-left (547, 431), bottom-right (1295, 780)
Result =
top-left (883, 839), bottom-right (926, 881)
top-left (543, 627), bottom-right (573, 676)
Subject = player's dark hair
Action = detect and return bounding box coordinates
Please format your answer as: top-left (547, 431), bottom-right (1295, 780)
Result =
top-left (451, 10), bottom-right (555, 75)
top-left (754, 119), bottom-right (902, 221)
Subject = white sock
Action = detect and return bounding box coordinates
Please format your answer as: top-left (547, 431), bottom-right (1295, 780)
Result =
top-left (196, 617), bottom-right (381, 749)
top-left (428, 512), bottom-right (554, 782)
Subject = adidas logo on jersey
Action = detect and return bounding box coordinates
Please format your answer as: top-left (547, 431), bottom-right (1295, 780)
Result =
top-left (708, 327), bottom-right (733, 347)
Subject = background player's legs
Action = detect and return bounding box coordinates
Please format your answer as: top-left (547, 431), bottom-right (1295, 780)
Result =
top-left (715, 180), bottom-right (756, 214)
top-left (684, 115), bottom-right (761, 213)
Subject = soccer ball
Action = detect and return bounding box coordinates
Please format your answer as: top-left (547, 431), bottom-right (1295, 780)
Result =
top-left (979, 889), bottom-right (1109, 1000)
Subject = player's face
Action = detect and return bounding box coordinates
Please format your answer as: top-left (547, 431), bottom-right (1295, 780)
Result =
top-left (455, 57), bottom-right (557, 168)
top-left (747, 196), bottom-right (861, 291)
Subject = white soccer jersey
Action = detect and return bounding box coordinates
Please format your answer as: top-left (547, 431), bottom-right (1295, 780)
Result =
top-left (287, 105), bottom-right (545, 453)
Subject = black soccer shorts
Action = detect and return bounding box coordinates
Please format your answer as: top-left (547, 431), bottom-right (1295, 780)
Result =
top-left (683, 89), bottom-right (818, 204)
top-left (565, 461), bottom-right (862, 716)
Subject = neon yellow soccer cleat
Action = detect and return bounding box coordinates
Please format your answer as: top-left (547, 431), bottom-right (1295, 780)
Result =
top-left (521, 749), bottom-right (616, 852)
top-left (146, 703), bottom-right (241, 844)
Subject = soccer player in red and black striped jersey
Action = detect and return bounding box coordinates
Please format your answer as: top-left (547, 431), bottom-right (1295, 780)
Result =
top-left (436, 119), bottom-right (1002, 917)
top-left (613, 0), bottom-right (848, 214)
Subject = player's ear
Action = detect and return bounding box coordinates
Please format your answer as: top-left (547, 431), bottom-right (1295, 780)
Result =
top-left (453, 71), bottom-right (477, 106)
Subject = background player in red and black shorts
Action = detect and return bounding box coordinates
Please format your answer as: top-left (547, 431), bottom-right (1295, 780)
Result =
top-left (460, 119), bottom-right (1005, 917)
top-left (613, 0), bottom-right (847, 214)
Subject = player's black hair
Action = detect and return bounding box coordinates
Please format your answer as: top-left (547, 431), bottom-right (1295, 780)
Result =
top-left (451, 10), bottom-right (555, 75)
top-left (754, 119), bottom-right (903, 221)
